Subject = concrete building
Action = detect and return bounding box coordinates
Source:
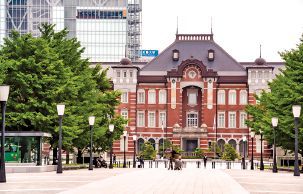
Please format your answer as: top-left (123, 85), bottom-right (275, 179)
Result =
top-left (111, 33), bottom-right (284, 159)
top-left (0, 0), bottom-right (142, 62)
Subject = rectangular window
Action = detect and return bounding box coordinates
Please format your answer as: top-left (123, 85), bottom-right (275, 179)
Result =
top-left (116, 71), bottom-right (121, 78)
top-left (218, 112), bottom-right (225, 128)
top-left (121, 110), bottom-right (128, 125)
top-left (240, 91), bottom-right (247, 105)
top-left (148, 112), bottom-right (156, 127)
top-left (159, 90), bottom-right (166, 104)
top-left (188, 92), bottom-right (197, 105)
top-left (187, 113), bottom-right (198, 127)
top-left (240, 112), bottom-right (247, 128)
top-left (123, 71), bottom-right (127, 78)
top-left (137, 91), bottom-right (145, 104)
top-left (121, 91), bottom-right (128, 103)
top-left (137, 112), bottom-right (145, 127)
top-left (218, 91), bottom-right (225, 105)
top-left (228, 112), bottom-right (236, 128)
top-left (148, 90), bottom-right (156, 104)
top-left (129, 71), bottom-right (133, 77)
top-left (159, 112), bottom-right (166, 128)
top-left (228, 91), bottom-right (237, 105)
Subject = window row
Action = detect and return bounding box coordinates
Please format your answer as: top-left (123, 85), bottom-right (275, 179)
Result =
top-left (137, 89), bottom-right (167, 104)
top-left (217, 90), bottom-right (247, 105)
top-left (116, 70), bottom-right (134, 78)
top-left (217, 112), bottom-right (247, 128)
top-left (137, 111), bottom-right (166, 128)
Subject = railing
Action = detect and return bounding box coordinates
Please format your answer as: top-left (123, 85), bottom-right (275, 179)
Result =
top-left (176, 34), bottom-right (213, 41)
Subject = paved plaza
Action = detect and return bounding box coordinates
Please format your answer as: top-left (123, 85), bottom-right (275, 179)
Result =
top-left (0, 167), bottom-right (302, 194)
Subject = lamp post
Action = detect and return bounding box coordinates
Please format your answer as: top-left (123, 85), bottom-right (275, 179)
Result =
top-left (260, 129), bottom-right (264, 171)
top-left (250, 131), bottom-right (255, 170)
top-left (132, 135), bottom-right (137, 168)
top-left (271, 117), bottom-right (278, 173)
top-left (56, 104), bottom-right (65, 174)
top-left (292, 105), bottom-right (301, 176)
top-left (109, 124), bottom-right (114, 169)
top-left (161, 122), bottom-right (165, 157)
top-left (123, 130), bottom-right (127, 168)
top-left (88, 116), bottom-right (95, 171)
top-left (0, 85), bottom-right (9, 183)
top-left (242, 136), bottom-right (247, 170)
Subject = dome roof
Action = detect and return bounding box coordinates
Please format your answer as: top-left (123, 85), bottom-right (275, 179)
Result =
top-left (120, 57), bottom-right (132, 65)
top-left (254, 57), bottom-right (266, 66)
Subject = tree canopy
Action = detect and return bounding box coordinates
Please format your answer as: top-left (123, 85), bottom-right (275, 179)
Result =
top-left (246, 35), bottom-right (303, 155)
top-left (0, 24), bottom-right (126, 152)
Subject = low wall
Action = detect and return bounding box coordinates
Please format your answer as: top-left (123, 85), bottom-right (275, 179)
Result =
top-left (6, 165), bottom-right (56, 173)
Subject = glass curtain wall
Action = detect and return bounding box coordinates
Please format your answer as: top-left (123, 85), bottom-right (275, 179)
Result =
top-left (0, 0), bottom-right (142, 62)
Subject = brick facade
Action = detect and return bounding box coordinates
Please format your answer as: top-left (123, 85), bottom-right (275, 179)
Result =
top-left (110, 34), bottom-right (283, 159)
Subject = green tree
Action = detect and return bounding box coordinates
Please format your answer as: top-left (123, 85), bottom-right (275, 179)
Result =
top-left (222, 144), bottom-right (238, 161)
top-left (194, 148), bottom-right (204, 158)
top-left (140, 141), bottom-right (156, 160)
top-left (208, 142), bottom-right (222, 158)
top-left (246, 35), bottom-right (303, 156)
top-left (0, 24), bottom-right (126, 164)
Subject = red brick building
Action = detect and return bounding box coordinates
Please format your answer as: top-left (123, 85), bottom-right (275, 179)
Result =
top-left (110, 34), bottom-right (284, 159)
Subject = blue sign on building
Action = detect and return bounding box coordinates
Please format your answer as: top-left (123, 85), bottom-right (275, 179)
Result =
top-left (140, 50), bottom-right (159, 57)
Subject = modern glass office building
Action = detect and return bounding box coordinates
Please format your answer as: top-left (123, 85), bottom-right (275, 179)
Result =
top-left (0, 0), bottom-right (142, 62)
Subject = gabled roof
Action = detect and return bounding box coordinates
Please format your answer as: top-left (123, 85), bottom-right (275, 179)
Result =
top-left (141, 34), bottom-right (245, 75)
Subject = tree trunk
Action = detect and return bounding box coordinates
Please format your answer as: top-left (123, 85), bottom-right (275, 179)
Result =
top-left (52, 147), bottom-right (57, 165)
top-left (77, 148), bottom-right (82, 164)
top-left (66, 151), bottom-right (70, 164)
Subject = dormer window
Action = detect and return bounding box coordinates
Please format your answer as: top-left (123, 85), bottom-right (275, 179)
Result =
top-left (208, 49), bottom-right (214, 61)
top-left (172, 49), bottom-right (179, 61)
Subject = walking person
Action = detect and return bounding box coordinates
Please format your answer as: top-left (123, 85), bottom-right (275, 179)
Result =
top-left (203, 154), bottom-right (207, 168)
top-left (113, 154), bottom-right (116, 164)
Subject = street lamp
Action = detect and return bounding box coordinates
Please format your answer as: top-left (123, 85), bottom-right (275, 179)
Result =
top-left (123, 130), bottom-right (127, 168)
top-left (161, 121), bottom-right (165, 157)
top-left (271, 117), bottom-right (278, 173)
top-left (0, 85), bottom-right (9, 183)
top-left (109, 124), bottom-right (114, 169)
top-left (260, 129), bottom-right (264, 171)
top-left (88, 116), bottom-right (95, 171)
top-left (250, 131), bottom-right (255, 170)
top-left (242, 136), bottom-right (247, 170)
top-left (132, 135), bottom-right (137, 168)
top-left (292, 105), bottom-right (301, 176)
top-left (56, 104), bottom-right (65, 174)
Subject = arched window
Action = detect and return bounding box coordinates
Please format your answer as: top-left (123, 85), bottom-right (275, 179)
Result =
top-left (217, 90), bottom-right (225, 105)
top-left (159, 90), bottom-right (167, 104)
top-left (228, 139), bottom-right (237, 150)
top-left (137, 138), bottom-right (145, 152)
top-left (148, 138), bottom-right (156, 150)
top-left (240, 90), bottom-right (247, 105)
top-left (239, 139), bottom-right (248, 157)
top-left (217, 139), bottom-right (225, 152)
top-left (148, 89), bottom-right (156, 104)
top-left (228, 90), bottom-right (237, 105)
top-left (159, 138), bottom-right (164, 152)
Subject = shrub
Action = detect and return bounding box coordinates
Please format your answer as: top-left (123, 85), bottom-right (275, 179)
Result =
top-left (222, 144), bottom-right (238, 161)
top-left (140, 141), bottom-right (156, 160)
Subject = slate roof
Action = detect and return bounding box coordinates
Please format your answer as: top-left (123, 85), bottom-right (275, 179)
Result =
top-left (141, 34), bottom-right (245, 75)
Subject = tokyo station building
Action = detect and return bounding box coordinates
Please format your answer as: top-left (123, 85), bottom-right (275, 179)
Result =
top-left (110, 34), bottom-right (284, 159)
